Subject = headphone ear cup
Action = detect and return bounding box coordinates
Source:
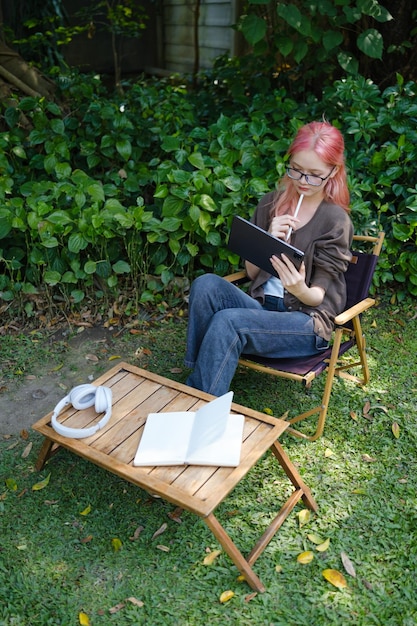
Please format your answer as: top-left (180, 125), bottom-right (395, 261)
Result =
top-left (95, 386), bottom-right (112, 413)
top-left (70, 384), bottom-right (97, 410)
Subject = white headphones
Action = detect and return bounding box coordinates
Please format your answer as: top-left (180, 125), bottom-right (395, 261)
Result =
top-left (51, 384), bottom-right (112, 439)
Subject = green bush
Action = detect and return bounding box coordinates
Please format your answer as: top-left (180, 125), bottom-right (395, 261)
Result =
top-left (0, 71), bottom-right (416, 320)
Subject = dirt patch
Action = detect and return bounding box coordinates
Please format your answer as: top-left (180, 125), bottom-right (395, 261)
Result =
top-left (0, 326), bottom-right (137, 435)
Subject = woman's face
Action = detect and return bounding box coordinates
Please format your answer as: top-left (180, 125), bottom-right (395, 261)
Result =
top-left (287, 149), bottom-right (337, 200)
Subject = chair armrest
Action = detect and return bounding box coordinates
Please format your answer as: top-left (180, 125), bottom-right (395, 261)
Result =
top-left (224, 270), bottom-right (249, 285)
top-left (334, 297), bottom-right (375, 326)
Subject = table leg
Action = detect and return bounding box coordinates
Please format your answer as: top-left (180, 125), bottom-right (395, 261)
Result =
top-left (245, 440), bottom-right (318, 566)
top-left (271, 440), bottom-right (318, 512)
top-left (35, 437), bottom-right (61, 471)
top-left (204, 512), bottom-right (266, 593)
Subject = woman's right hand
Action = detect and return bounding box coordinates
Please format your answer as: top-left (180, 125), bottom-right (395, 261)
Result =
top-left (269, 215), bottom-right (299, 240)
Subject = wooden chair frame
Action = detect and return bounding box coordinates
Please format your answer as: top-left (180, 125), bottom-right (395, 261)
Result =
top-left (225, 232), bottom-right (385, 441)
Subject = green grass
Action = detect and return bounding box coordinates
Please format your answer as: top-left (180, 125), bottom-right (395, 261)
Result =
top-left (1, 297), bottom-right (417, 625)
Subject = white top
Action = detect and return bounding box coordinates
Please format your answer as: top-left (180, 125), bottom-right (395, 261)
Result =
top-left (262, 276), bottom-right (284, 298)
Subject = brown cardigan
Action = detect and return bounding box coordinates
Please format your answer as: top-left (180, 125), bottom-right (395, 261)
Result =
top-left (249, 192), bottom-right (353, 341)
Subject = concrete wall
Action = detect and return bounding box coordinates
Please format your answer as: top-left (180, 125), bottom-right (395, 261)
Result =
top-left (162, 0), bottom-right (240, 73)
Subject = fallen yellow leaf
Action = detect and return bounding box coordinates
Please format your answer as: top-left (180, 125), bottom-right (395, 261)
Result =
top-left (108, 355), bottom-right (121, 361)
top-left (219, 590), bottom-right (235, 603)
top-left (156, 544), bottom-right (170, 552)
top-left (297, 551), bottom-right (314, 564)
top-left (324, 448), bottom-right (334, 457)
top-left (203, 549), bottom-right (222, 565)
top-left (80, 504), bottom-right (92, 516)
top-left (263, 407), bottom-right (273, 415)
top-left (50, 363), bottom-right (64, 372)
top-left (111, 537), bottom-right (122, 552)
top-left (392, 422), bottom-right (400, 439)
top-left (6, 478), bottom-right (17, 491)
top-left (32, 473), bottom-right (51, 491)
top-left (316, 538), bottom-right (330, 552)
top-left (297, 509), bottom-right (311, 528)
top-left (79, 612), bottom-right (90, 625)
top-left (322, 568), bottom-right (347, 589)
top-left (307, 533), bottom-right (324, 545)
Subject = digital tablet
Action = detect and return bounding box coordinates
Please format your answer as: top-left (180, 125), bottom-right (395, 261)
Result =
top-left (227, 215), bottom-right (305, 275)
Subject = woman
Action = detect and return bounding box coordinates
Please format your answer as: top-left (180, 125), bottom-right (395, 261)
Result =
top-left (184, 121), bottom-right (353, 396)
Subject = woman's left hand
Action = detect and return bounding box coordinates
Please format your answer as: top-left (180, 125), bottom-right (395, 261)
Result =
top-left (270, 254), bottom-right (305, 294)
top-left (270, 254), bottom-right (325, 306)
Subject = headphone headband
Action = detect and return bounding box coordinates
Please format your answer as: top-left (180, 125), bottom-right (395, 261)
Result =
top-left (51, 384), bottom-right (112, 439)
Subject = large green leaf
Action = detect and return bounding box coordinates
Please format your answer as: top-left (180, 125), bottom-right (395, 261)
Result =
top-left (70, 289), bottom-right (85, 303)
top-left (337, 51), bottom-right (359, 74)
top-left (12, 145), bottom-right (27, 159)
top-left (0, 209), bottom-right (12, 239)
top-left (46, 211), bottom-right (73, 226)
top-left (169, 238), bottom-right (181, 255)
top-left (68, 233), bottom-right (89, 253)
top-left (240, 14), bottom-right (267, 46)
top-left (84, 260), bottom-right (97, 274)
top-left (188, 152), bottom-right (206, 170)
top-left (277, 4), bottom-right (311, 36)
top-left (294, 40), bottom-right (309, 63)
top-left (162, 195), bottom-right (184, 215)
top-left (357, 0), bottom-right (393, 23)
top-left (55, 162), bottom-right (72, 180)
top-left (222, 175), bottom-right (242, 192)
top-left (112, 260), bottom-right (131, 274)
top-left (322, 30), bottom-right (344, 52)
top-left (196, 194), bottom-right (217, 212)
top-left (41, 237), bottom-right (59, 248)
top-left (43, 270), bottom-right (62, 285)
top-left (86, 183), bottom-right (105, 202)
top-left (357, 29), bottom-right (383, 60)
top-left (116, 139), bottom-right (132, 161)
top-left (162, 136), bottom-right (181, 152)
top-left (392, 223), bottom-right (412, 241)
top-left (50, 118), bottom-right (65, 134)
top-left (161, 217), bottom-right (182, 232)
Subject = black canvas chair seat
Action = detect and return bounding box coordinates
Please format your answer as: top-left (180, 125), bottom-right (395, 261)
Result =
top-left (225, 232), bottom-right (385, 441)
top-left (242, 339), bottom-right (354, 378)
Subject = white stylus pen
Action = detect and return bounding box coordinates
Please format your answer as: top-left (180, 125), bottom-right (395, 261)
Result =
top-left (286, 193), bottom-right (304, 241)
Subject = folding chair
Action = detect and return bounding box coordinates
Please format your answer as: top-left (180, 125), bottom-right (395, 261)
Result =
top-left (225, 232), bottom-right (385, 441)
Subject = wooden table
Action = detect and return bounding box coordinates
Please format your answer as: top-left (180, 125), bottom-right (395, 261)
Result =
top-left (32, 362), bottom-right (317, 592)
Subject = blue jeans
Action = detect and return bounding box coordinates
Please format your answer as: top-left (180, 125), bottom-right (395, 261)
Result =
top-left (185, 274), bottom-right (329, 396)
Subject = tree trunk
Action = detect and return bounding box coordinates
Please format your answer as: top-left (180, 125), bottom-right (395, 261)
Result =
top-left (0, 42), bottom-right (56, 99)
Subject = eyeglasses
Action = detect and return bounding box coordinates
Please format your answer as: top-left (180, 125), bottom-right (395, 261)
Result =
top-left (286, 166), bottom-right (335, 187)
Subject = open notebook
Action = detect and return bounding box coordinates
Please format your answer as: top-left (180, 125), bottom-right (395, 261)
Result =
top-left (133, 391), bottom-right (244, 467)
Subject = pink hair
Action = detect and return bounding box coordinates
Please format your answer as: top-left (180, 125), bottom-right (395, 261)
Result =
top-left (273, 121), bottom-right (350, 216)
